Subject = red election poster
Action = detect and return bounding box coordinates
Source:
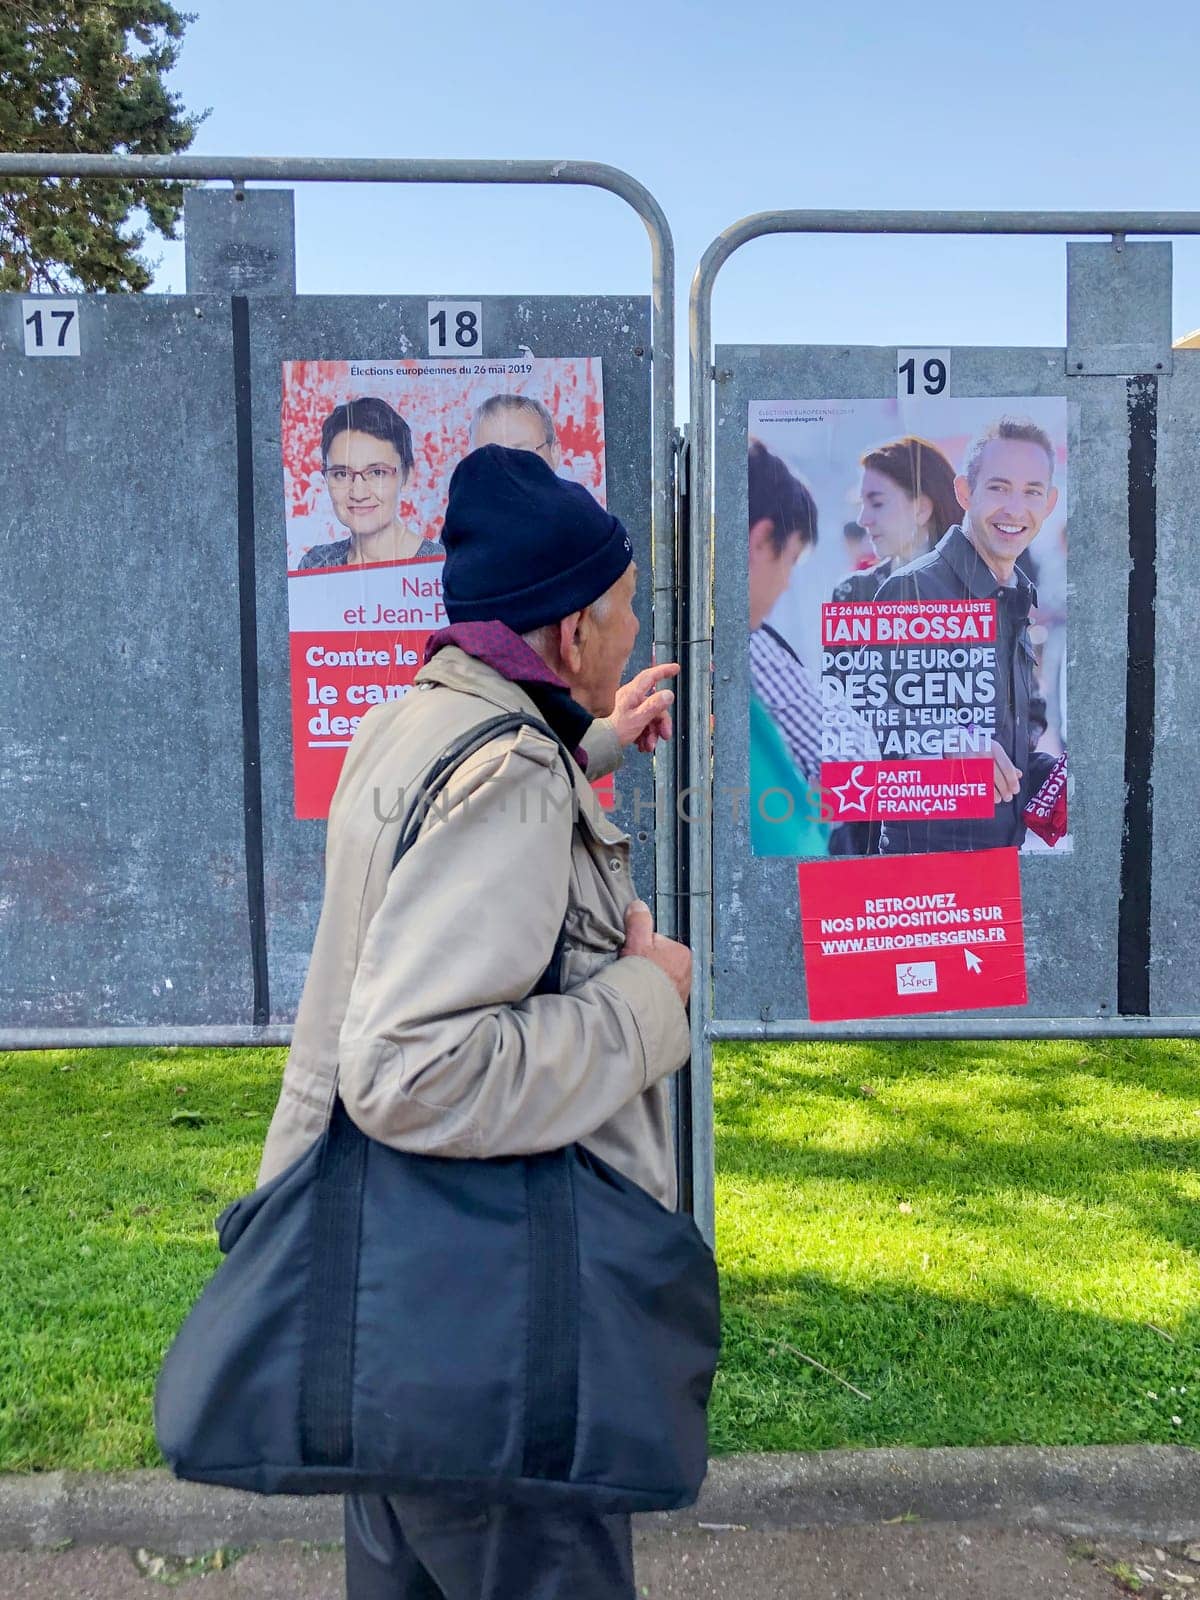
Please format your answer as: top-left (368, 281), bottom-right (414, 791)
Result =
top-left (820, 597), bottom-right (997, 825)
top-left (283, 355), bottom-right (607, 818)
top-left (798, 848), bottom-right (1027, 1022)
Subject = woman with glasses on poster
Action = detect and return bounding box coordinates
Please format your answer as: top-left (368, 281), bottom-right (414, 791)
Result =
top-left (297, 397), bottom-right (442, 570)
top-left (832, 435), bottom-right (959, 603)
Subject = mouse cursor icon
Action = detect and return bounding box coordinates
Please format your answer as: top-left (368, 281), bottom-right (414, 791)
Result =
top-left (964, 950), bottom-right (983, 974)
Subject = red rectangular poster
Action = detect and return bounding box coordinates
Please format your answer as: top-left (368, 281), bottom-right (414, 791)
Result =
top-left (797, 848), bottom-right (1027, 1022)
top-left (820, 598), bottom-right (999, 822)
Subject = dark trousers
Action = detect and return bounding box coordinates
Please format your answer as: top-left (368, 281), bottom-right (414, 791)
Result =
top-left (344, 1493), bottom-right (636, 1600)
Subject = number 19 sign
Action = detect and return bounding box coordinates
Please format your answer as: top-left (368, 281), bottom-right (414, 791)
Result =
top-left (897, 347), bottom-right (948, 400)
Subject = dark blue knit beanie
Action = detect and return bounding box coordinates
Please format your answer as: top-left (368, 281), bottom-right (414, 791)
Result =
top-left (441, 445), bottom-right (633, 632)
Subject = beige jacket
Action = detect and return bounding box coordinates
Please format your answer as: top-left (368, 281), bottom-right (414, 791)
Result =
top-left (258, 646), bottom-right (690, 1208)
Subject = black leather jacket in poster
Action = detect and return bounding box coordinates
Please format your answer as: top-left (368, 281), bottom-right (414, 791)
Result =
top-left (831, 542), bottom-right (933, 606)
top-left (873, 525), bottom-right (1056, 854)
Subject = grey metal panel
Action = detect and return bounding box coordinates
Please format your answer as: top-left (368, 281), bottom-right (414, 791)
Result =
top-left (0, 293), bottom-right (252, 1026)
top-left (1151, 348), bottom-right (1200, 1016)
top-left (1066, 241), bottom-right (1173, 376)
top-left (245, 295), bottom-right (654, 1020)
top-left (711, 343), bottom-right (1129, 1028)
top-left (184, 189), bottom-right (297, 297)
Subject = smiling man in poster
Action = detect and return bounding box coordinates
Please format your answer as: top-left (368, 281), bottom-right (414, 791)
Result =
top-left (873, 416), bottom-right (1066, 855)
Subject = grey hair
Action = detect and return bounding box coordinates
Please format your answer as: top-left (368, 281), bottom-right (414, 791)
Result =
top-left (471, 392), bottom-right (557, 447)
top-left (520, 594), bottom-right (610, 660)
top-left (520, 624), bottom-right (557, 657)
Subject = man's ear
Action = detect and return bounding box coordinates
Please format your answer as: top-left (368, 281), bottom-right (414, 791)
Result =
top-left (748, 517), bottom-right (776, 566)
top-left (1045, 485), bottom-right (1060, 517)
top-left (954, 474), bottom-right (972, 513)
top-left (557, 608), bottom-right (585, 675)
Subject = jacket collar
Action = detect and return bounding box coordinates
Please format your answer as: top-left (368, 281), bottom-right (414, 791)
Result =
top-left (936, 524), bottom-right (1038, 607)
top-left (417, 642), bottom-right (552, 715)
top-left (424, 622), bottom-right (593, 768)
top-left (414, 646), bottom-right (625, 843)
top-left (424, 621), bottom-right (568, 692)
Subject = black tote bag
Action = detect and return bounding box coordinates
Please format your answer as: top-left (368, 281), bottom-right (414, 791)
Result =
top-left (155, 713), bottom-right (720, 1512)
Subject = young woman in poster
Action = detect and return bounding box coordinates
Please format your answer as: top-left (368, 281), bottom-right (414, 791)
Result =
top-left (832, 435), bottom-right (958, 603)
top-left (298, 397), bottom-right (442, 570)
top-left (746, 440), bottom-right (830, 857)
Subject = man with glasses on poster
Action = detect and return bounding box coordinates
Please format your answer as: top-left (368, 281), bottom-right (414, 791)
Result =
top-left (472, 392), bottom-right (562, 468)
top-left (874, 416), bottom-right (1066, 856)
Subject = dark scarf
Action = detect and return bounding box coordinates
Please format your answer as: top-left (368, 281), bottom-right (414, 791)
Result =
top-left (423, 622), bottom-right (592, 770)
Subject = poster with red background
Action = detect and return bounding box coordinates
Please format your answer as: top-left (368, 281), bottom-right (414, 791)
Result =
top-left (283, 356), bottom-right (606, 818)
top-left (798, 848), bottom-right (1027, 1022)
top-left (820, 597), bottom-right (998, 825)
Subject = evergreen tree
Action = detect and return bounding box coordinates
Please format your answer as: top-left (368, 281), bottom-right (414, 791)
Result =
top-left (0, 2), bottom-right (204, 292)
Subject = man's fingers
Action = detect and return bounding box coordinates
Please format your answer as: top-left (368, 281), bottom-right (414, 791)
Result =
top-left (627, 662), bottom-right (680, 695)
top-left (630, 688), bottom-right (678, 736)
top-left (993, 762), bottom-right (1023, 802)
top-left (636, 689), bottom-right (675, 725)
top-left (991, 741), bottom-right (1023, 802)
top-left (621, 899), bottom-right (655, 956)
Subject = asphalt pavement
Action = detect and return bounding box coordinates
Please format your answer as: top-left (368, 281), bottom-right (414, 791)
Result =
top-left (3, 1447), bottom-right (1200, 1598)
top-left (6, 1523), bottom-right (1200, 1598)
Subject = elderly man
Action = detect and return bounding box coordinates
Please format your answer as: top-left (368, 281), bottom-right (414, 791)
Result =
top-left (258, 443), bottom-right (691, 1600)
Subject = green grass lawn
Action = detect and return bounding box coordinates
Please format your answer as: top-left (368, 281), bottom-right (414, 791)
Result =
top-left (0, 1039), bottom-right (1198, 1472)
top-left (0, 1048), bottom-right (282, 1473)
top-left (712, 1039), bottom-right (1200, 1454)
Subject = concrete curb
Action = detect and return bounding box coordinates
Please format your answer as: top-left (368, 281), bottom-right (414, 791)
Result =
top-left (1, 1447), bottom-right (1197, 1554)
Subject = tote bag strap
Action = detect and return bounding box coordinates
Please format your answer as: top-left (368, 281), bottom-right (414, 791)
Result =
top-left (392, 710), bottom-right (577, 993)
top-left (391, 711), bottom-right (577, 870)
top-left (301, 712), bottom-right (580, 1469)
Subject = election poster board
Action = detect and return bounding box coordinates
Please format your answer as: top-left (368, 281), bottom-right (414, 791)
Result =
top-left (282, 356), bottom-right (607, 818)
top-left (746, 393), bottom-right (1068, 1020)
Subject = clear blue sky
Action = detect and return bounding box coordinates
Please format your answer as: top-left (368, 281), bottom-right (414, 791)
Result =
top-left (153, 0), bottom-right (1200, 369)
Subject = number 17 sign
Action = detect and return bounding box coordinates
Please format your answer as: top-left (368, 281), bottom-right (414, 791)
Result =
top-left (23, 298), bottom-right (80, 357)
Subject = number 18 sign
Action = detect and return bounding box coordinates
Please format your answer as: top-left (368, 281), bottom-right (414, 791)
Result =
top-left (427, 300), bottom-right (482, 356)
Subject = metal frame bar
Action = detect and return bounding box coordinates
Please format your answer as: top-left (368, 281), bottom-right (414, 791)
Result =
top-left (688, 208), bottom-right (1200, 1244)
top-left (0, 153), bottom-right (678, 1045)
top-left (710, 1018), bottom-right (1200, 1041)
top-left (0, 1027), bottom-right (295, 1049)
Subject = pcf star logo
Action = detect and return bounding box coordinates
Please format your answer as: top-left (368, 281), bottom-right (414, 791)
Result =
top-left (830, 763), bottom-right (875, 815)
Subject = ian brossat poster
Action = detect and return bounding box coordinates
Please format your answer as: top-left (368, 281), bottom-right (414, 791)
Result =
top-left (282, 356), bottom-right (606, 817)
top-left (748, 395), bottom-right (1069, 859)
top-left (746, 395), bottom-right (1069, 1019)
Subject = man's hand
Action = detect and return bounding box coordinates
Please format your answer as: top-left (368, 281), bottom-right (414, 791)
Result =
top-left (610, 663), bottom-right (680, 754)
top-left (620, 899), bottom-right (692, 1007)
top-left (992, 740), bottom-right (1023, 803)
